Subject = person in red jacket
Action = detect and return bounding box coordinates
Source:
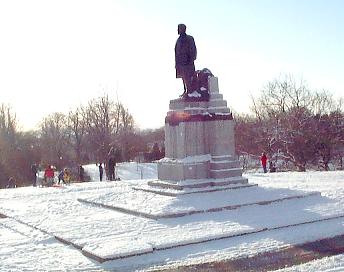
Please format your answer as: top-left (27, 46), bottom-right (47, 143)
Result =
top-left (44, 165), bottom-right (55, 186)
top-left (260, 152), bottom-right (268, 173)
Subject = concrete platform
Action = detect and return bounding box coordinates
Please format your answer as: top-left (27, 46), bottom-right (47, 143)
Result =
top-left (1, 175), bottom-right (343, 266)
top-left (77, 183), bottom-right (321, 219)
top-left (147, 177), bottom-right (249, 190)
top-left (133, 182), bottom-right (258, 197)
top-left (72, 190), bottom-right (341, 263)
top-left (80, 214), bottom-right (344, 263)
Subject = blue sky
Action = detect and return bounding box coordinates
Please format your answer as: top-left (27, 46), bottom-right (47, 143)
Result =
top-left (0, 0), bottom-right (343, 130)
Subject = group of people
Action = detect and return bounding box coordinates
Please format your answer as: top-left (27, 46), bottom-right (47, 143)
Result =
top-left (97, 156), bottom-right (119, 181)
top-left (30, 163), bottom-right (85, 187)
top-left (29, 159), bottom-right (118, 186)
top-left (57, 168), bottom-right (72, 185)
top-left (260, 152), bottom-right (276, 173)
top-left (41, 165), bottom-right (71, 187)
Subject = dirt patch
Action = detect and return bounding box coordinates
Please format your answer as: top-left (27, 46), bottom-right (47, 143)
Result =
top-left (0, 213), bottom-right (7, 218)
top-left (156, 234), bottom-right (344, 272)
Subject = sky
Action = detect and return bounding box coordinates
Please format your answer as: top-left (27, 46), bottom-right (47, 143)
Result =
top-left (0, 0), bottom-right (343, 131)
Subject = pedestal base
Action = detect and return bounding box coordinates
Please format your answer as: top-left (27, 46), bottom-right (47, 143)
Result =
top-left (158, 76), bottom-right (246, 186)
top-left (157, 155), bottom-right (210, 181)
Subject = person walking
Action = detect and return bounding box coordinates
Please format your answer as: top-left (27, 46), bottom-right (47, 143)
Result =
top-left (260, 152), bottom-right (268, 173)
top-left (79, 165), bottom-right (84, 182)
top-left (58, 170), bottom-right (65, 185)
top-left (63, 168), bottom-right (71, 184)
top-left (108, 157), bottom-right (115, 181)
top-left (98, 163), bottom-right (103, 181)
top-left (44, 165), bottom-right (55, 186)
top-left (31, 163), bottom-right (38, 187)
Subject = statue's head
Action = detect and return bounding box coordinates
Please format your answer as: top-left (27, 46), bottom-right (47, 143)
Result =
top-left (178, 24), bottom-right (186, 35)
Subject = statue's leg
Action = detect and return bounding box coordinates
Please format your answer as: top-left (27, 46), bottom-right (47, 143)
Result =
top-left (182, 78), bottom-right (187, 92)
top-left (179, 77), bottom-right (187, 97)
top-left (184, 76), bottom-right (193, 94)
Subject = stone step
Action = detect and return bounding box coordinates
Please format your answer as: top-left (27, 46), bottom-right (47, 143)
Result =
top-left (209, 93), bottom-right (223, 100)
top-left (148, 176), bottom-right (248, 190)
top-left (168, 98), bottom-right (228, 112)
top-left (168, 93), bottom-right (225, 106)
top-left (133, 183), bottom-right (258, 197)
top-left (66, 191), bottom-right (336, 263)
top-left (210, 160), bottom-right (240, 170)
top-left (208, 99), bottom-right (227, 108)
top-left (78, 191), bottom-right (320, 221)
top-left (182, 108), bottom-right (207, 115)
top-left (211, 155), bottom-right (238, 162)
top-left (169, 100), bottom-right (208, 110)
top-left (207, 106), bottom-right (230, 114)
top-left (181, 108), bottom-right (231, 115)
top-left (210, 168), bottom-right (243, 179)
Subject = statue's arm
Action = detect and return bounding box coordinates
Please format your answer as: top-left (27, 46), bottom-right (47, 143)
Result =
top-left (190, 37), bottom-right (197, 61)
top-left (174, 42), bottom-right (178, 65)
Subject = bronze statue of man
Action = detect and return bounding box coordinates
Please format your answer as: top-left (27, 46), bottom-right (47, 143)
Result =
top-left (175, 24), bottom-right (197, 97)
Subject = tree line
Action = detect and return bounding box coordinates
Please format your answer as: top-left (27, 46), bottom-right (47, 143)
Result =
top-left (235, 75), bottom-right (344, 171)
top-left (1, 76), bottom-right (343, 187)
top-left (0, 94), bottom-right (164, 188)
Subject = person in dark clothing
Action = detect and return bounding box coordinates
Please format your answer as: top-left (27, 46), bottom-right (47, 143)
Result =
top-left (175, 23), bottom-right (197, 97)
top-left (58, 170), bottom-right (65, 185)
top-left (7, 177), bottom-right (16, 188)
top-left (31, 164), bottom-right (38, 187)
top-left (108, 157), bottom-right (115, 181)
top-left (79, 165), bottom-right (84, 182)
top-left (269, 161), bottom-right (276, 173)
top-left (98, 163), bottom-right (103, 181)
top-left (260, 152), bottom-right (268, 173)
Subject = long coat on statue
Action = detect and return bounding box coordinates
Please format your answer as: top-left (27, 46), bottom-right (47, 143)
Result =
top-left (175, 33), bottom-right (197, 79)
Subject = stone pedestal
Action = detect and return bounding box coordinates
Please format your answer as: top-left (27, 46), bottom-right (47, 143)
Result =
top-left (157, 77), bottom-right (247, 185)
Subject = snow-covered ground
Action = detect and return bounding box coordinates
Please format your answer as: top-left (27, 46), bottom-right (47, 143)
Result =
top-left (1, 163), bottom-right (344, 271)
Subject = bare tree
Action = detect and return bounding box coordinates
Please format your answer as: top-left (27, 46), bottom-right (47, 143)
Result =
top-left (302, 91), bottom-right (344, 170)
top-left (333, 98), bottom-right (344, 169)
top-left (249, 76), bottom-right (325, 171)
top-left (40, 112), bottom-right (69, 168)
top-left (0, 104), bottom-right (18, 187)
top-left (279, 106), bottom-right (317, 171)
top-left (84, 95), bottom-right (119, 162)
top-left (67, 107), bottom-right (86, 164)
top-left (0, 104), bottom-right (17, 146)
top-left (0, 104), bottom-right (42, 187)
top-left (114, 103), bottom-right (135, 161)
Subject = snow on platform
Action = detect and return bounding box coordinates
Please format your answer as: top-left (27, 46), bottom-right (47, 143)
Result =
top-left (1, 178), bottom-right (342, 263)
top-left (75, 189), bottom-right (344, 262)
top-left (0, 217), bottom-right (102, 271)
top-left (133, 182), bottom-right (258, 196)
top-left (146, 176), bottom-right (248, 190)
top-left (78, 182), bottom-right (321, 219)
top-left (1, 164), bottom-right (344, 271)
